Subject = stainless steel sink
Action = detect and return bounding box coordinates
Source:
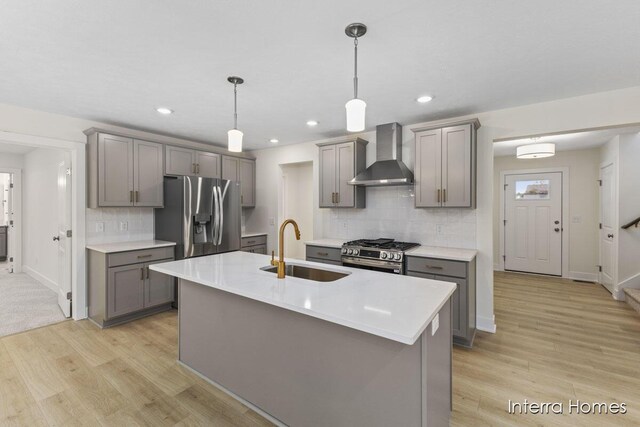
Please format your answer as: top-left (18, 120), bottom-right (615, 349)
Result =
top-left (260, 264), bottom-right (350, 282)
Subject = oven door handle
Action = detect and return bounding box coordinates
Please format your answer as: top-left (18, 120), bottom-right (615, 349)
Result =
top-left (342, 256), bottom-right (402, 271)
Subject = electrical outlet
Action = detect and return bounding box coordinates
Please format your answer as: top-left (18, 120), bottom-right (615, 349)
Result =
top-left (119, 221), bottom-right (128, 231)
top-left (431, 313), bottom-right (440, 336)
top-left (95, 222), bottom-right (104, 232)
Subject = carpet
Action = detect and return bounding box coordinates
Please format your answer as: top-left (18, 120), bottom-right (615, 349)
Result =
top-left (0, 269), bottom-right (66, 337)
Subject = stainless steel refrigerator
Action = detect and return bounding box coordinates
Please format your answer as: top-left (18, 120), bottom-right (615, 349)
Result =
top-left (155, 176), bottom-right (241, 260)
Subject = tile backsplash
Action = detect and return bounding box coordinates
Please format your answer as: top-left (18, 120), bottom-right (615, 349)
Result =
top-left (319, 187), bottom-right (476, 249)
top-left (86, 208), bottom-right (155, 245)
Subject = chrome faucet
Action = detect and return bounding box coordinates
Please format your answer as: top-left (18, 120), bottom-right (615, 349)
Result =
top-left (277, 219), bottom-right (301, 278)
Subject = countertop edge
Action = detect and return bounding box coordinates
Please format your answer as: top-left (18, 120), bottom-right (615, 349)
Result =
top-left (86, 240), bottom-right (177, 254)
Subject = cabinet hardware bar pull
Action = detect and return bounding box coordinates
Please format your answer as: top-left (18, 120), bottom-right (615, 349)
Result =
top-left (135, 191), bottom-right (139, 203)
top-left (137, 254), bottom-right (153, 259)
top-left (146, 266), bottom-right (150, 279)
top-left (336, 192), bottom-right (339, 204)
top-left (196, 163), bottom-right (200, 174)
top-left (443, 189), bottom-right (446, 203)
top-left (317, 252), bottom-right (329, 256)
top-left (426, 265), bottom-right (444, 270)
top-left (192, 163), bottom-right (196, 174)
top-left (437, 189), bottom-right (441, 203)
top-left (130, 190), bottom-right (134, 203)
top-left (247, 240), bottom-right (255, 244)
top-left (140, 267), bottom-right (144, 280)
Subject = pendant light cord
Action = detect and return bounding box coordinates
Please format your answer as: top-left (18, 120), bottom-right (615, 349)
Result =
top-left (353, 37), bottom-right (359, 99)
top-left (233, 82), bottom-right (238, 130)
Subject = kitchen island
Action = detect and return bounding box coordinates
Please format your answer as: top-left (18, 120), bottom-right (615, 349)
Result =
top-left (150, 251), bottom-right (455, 427)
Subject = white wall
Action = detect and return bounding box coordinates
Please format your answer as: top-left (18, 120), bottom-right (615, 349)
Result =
top-left (86, 208), bottom-right (154, 245)
top-left (248, 85), bottom-right (640, 334)
top-left (280, 162), bottom-right (314, 259)
top-left (22, 147), bottom-right (67, 290)
top-left (493, 148), bottom-right (601, 279)
top-left (617, 132), bottom-right (640, 293)
top-left (0, 152), bottom-right (24, 169)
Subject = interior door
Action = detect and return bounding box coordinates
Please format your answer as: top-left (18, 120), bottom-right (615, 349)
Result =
top-left (504, 172), bottom-right (562, 276)
top-left (599, 163), bottom-right (616, 293)
top-left (56, 158), bottom-right (72, 317)
top-left (6, 173), bottom-right (14, 273)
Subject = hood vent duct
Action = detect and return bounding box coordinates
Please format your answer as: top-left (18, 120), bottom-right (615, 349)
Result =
top-left (348, 122), bottom-right (413, 186)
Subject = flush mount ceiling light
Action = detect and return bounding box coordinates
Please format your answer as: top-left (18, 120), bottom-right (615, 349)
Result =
top-left (345, 23), bottom-right (367, 132)
top-left (417, 95), bottom-right (433, 104)
top-left (306, 120), bottom-right (319, 127)
top-left (156, 107), bottom-right (173, 115)
top-left (269, 138), bottom-right (279, 143)
top-left (227, 76), bottom-right (244, 152)
top-left (516, 143), bottom-right (556, 159)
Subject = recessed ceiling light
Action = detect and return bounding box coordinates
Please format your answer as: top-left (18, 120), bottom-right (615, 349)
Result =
top-left (306, 120), bottom-right (319, 127)
top-left (156, 107), bottom-right (174, 115)
top-left (269, 138), bottom-right (279, 143)
top-left (416, 95), bottom-right (433, 104)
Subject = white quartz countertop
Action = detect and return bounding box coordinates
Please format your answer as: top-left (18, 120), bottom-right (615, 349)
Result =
top-left (241, 232), bottom-right (267, 238)
top-left (150, 251), bottom-right (456, 345)
top-left (303, 239), bottom-right (344, 248)
top-left (405, 246), bottom-right (477, 262)
top-left (86, 240), bottom-right (176, 254)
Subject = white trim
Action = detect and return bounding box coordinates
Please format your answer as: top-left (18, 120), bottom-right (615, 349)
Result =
top-left (0, 167), bottom-right (22, 273)
top-left (177, 360), bottom-right (286, 427)
top-left (499, 167), bottom-right (570, 278)
top-left (477, 315), bottom-right (497, 333)
top-left (23, 265), bottom-right (57, 292)
top-left (598, 159), bottom-right (619, 295)
top-left (0, 131), bottom-right (87, 320)
top-left (493, 263), bottom-right (503, 271)
top-left (567, 271), bottom-right (598, 283)
top-left (618, 272), bottom-right (640, 291)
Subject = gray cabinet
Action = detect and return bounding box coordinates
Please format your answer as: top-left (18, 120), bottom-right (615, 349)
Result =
top-left (88, 132), bottom-right (164, 208)
top-left (222, 156), bottom-right (256, 208)
top-left (413, 119), bottom-right (479, 208)
top-left (0, 226), bottom-right (7, 261)
top-left (406, 256), bottom-right (476, 347)
top-left (318, 138), bottom-right (367, 208)
top-left (305, 245), bottom-right (343, 266)
top-left (241, 234), bottom-right (267, 254)
top-left (88, 246), bottom-right (175, 327)
top-left (165, 145), bottom-right (221, 179)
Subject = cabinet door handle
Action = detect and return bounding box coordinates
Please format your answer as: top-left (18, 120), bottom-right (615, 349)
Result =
top-left (437, 189), bottom-right (441, 203)
top-left (331, 192), bottom-right (335, 204)
top-left (246, 240), bottom-right (256, 244)
top-left (146, 266), bottom-right (150, 279)
top-left (443, 189), bottom-right (447, 203)
top-left (130, 190), bottom-right (134, 203)
top-left (241, 195), bottom-right (244, 204)
top-left (192, 163), bottom-right (196, 174)
top-left (426, 265), bottom-right (444, 270)
top-left (336, 192), bottom-right (340, 204)
top-left (317, 252), bottom-right (329, 257)
top-left (140, 267), bottom-right (145, 280)
top-left (135, 191), bottom-right (139, 203)
top-left (196, 163), bottom-right (200, 174)
top-left (137, 254), bottom-right (153, 259)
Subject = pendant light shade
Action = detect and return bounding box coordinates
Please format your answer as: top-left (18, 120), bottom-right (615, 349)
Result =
top-left (345, 98), bottom-right (366, 132)
top-left (345, 23), bottom-right (367, 132)
top-left (227, 76), bottom-right (244, 152)
top-left (227, 129), bottom-right (243, 152)
top-left (516, 143), bottom-right (555, 159)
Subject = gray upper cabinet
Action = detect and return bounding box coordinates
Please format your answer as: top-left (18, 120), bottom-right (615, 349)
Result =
top-left (317, 138), bottom-right (367, 208)
top-left (413, 119), bottom-right (479, 208)
top-left (222, 155), bottom-right (255, 208)
top-left (165, 145), bottom-right (221, 178)
top-left (89, 132), bottom-right (163, 208)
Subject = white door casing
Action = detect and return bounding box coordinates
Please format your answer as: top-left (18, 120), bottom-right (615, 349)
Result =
top-left (57, 158), bottom-right (72, 317)
top-left (504, 172), bottom-right (563, 276)
top-left (599, 162), bottom-right (616, 293)
top-left (6, 173), bottom-right (15, 273)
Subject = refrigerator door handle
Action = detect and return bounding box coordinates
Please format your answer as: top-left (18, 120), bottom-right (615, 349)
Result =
top-left (184, 177), bottom-right (194, 258)
top-left (212, 183), bottom-right (219, 244)
top-left (217, 185), bottom-right (224, 245)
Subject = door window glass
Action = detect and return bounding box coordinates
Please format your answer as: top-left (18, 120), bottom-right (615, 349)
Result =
top-left (515, 179), bottom-right (550, 200)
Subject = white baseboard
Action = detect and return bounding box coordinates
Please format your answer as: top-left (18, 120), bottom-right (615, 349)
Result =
top-left (23, 266), bottom-right (58, 292)
top-left (477, 315), bottom-right (496, 334)
top-left (615, 272), bottom-right (640, 300)
top-left (493, 263), bottom-right (503, 272)
top-left (567, 271), bottom-right (598, 283)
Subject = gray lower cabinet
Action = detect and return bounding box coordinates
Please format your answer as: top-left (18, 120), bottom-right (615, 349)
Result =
top-left (241, 235), bottom-right (267, 254)
top-left (0, 226), bottom-right (7, 261)
top-left (406, 256), bottom-right (476, 347)
top-left (305, 245), bottom-right (343, 266)
top-left (89, 246), bottom-right (175, 327)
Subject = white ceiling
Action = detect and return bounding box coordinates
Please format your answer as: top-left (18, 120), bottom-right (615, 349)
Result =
top-left (0, 1), bottom-right (639, 150)
top-left (493, 126), bottom-right (640, 157)
top-left (0, 142), bottom-right (36, 155)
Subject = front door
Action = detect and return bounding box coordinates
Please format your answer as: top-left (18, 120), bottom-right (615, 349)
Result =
top-left (56, 158), bottom-right (72, 317)
top-left (504, 172), bottom-right (563, 276)
top-left (599, 163), bottom-right (616, 293)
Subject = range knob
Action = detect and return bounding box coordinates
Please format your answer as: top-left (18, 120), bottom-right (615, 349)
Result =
top-left (353, 249), bottom-right (359, 255)
top-left (381, 252), bottom-right (388, 259)
top-left (341, 248), bottom-right (347, 254)
top-left (348, 249), bottom-right (353, 255)
top-left (394, 253), bottom-right (402, 261)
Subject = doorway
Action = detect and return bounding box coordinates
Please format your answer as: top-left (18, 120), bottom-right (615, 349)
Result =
top-left (0, 173), bottom-right (13, 273)
top-left (599, 161), bottom-right (617, 293)
top-left (279, 162), bottom-right (313, 259)
top-left (502, 171), bottom-right (565, 276)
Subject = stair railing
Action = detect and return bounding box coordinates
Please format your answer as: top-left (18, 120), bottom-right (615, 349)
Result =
top-left (622, 215), bottom-right (640, 229)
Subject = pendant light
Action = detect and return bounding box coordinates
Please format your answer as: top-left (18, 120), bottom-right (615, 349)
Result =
top-left (516, 143), bottom-right (556, 159)
top-left (227, 76), bottom-right (244, 152)
top-left (345, 23), bottom-right (367, 132)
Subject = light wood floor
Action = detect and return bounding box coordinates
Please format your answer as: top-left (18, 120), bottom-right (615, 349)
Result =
top-left (1, 272), bottom-right (639, 426)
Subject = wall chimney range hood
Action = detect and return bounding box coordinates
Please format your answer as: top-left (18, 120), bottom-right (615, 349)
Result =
top-left (349, 122), bottom-right (413, 186)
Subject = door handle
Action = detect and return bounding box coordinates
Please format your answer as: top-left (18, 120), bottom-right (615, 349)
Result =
top-left (554, 220), bottom-right (560, 225)
top-left (554, 228), bottom-right (560, 232)
top-left (52, 236), bottom-right (60, 241)
top-left (608, 233), bottom-right (614, 238)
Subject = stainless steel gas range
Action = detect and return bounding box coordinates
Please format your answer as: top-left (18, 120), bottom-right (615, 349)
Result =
top-left (341, 238), bottom-right (420, 275)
